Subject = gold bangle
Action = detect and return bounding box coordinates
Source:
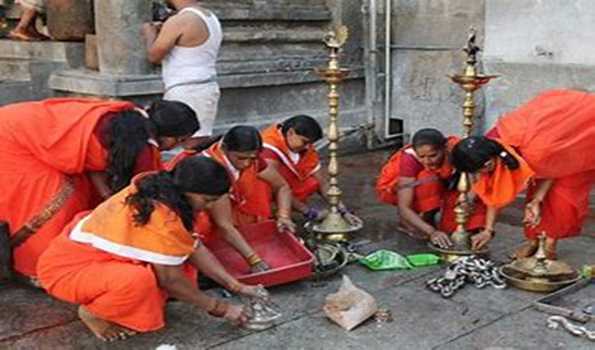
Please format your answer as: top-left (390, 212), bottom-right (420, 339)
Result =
top-left (246, 253), bottom-right (262, 266)
top-left (227, 281), bottom-right (242, 294)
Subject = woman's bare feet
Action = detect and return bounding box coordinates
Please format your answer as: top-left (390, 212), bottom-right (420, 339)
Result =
top-left (78, 306), bottom-right (137, 342)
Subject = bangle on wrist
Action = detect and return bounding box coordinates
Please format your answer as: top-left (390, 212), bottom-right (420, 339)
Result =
top-left (227, 281), bottom-right (242, 294)
top-left (207, 299), bottom-right (228, 318)
top-left (246, 253), bottom-right (263, 266)
top-left (277, 211), bottom-right (291, 220)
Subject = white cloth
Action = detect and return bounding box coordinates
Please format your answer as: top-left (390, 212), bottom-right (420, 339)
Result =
top-left (164, 82), bottom-right (220, 137)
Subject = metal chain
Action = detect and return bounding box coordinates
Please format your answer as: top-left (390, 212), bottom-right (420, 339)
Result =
top-left (547, 315), bottom-right (595, 341)
top-left (426, 255), bottom-right (506, 298)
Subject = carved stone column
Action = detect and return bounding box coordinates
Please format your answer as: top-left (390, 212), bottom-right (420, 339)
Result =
top-left (94, 0), bottom-right (151, 75)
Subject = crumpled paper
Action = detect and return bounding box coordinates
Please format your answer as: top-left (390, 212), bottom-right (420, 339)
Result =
top-left (323, 275), bottom-right (378, 331)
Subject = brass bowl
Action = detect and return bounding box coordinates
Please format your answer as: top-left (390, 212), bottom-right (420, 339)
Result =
top-left (428, 242), bottom-right (489, 263)
top-left (313, 243), bottom-right (349, 279)
top-left (499, 265), bottom-right (581, 293)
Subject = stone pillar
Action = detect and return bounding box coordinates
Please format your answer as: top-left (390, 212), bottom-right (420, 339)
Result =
top-left (94, 0), bottom-right (152, 75)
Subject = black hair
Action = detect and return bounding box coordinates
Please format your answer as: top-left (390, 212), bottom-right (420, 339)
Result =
top-left (451, 136), bottom-right (520, 173)
top-left (411, 128), bottom-right (447, 150)
top-left (105, 110), bottom-right (153, 192)
top-left (147, 100), bottom-right (199, 137)
top-left (222, 125), bottom-right (262, 152)
top-left (280, 115), bottom-right (323, 142)
top-left (125, 156), bottom-right (231, 231)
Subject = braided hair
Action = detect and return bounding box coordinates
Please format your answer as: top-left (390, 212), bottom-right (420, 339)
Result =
top-left (125, 156), bottom-right (231, 230)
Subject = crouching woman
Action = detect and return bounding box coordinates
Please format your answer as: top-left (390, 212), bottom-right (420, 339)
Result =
top-left (37, 157), bottom-right (262, 341)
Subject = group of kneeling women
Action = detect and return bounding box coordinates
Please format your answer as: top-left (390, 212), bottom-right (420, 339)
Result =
top-left (0, 89), bottom-right (593, 341)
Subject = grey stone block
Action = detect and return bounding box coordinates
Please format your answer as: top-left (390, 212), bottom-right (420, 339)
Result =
top-left (0, 39), bottom-right (84, 67)
top-left (0, 80), bottom-right (33, 105)
top-left (391, 49), bottom-right (487, 137)
top-left (485, 0), bottom-right (595, 66)
top-left (483, 61), bottom-right (595, 131)
top-left (392, 0), bottom-right (485, 47)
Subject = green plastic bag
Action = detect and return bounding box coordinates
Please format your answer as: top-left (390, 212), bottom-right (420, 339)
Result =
top-left (359, 250), bottom-right (413, 271)
top-left (406, 253), bottom-right (441, 267)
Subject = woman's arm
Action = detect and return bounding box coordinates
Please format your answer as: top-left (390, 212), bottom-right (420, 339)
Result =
top-left (209, 195), bottom-right (268, 271)
top-left (471, 205), bottom-right (499, 250)
top-left (524, 178), bottom-right (554, 226)
top-left (87, 171), bottom-right (112, 200)
top-left (397, 177), bottom-right (436, 236)
top-left (152, 261), bottom-right (247, 323)
top-left (257, 164), bottom-right (295, 232)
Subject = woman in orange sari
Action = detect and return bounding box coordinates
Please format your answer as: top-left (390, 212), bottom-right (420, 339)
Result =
top-left (451, 89), bottom-right (595, 259)
top-left (168, 126), bottom-right (295, 272)
top-left (376, 128), bottom-right (487, 248)
top-left (37, 157), bottom-right (263, 342)
top-left (0, 98), bottom-right (198, 280)
top-left (260, 115), bottom-right (355, 222)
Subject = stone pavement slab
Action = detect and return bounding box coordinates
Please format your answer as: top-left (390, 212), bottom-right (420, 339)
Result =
top-left (215, 284), bottom-right (507, 350)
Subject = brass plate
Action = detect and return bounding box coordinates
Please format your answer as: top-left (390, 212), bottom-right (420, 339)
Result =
top-left (499, 265), bottom-right (581, 293)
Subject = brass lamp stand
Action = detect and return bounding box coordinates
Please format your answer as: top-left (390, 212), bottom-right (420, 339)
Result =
top-left (430, 28), bottom-right (497, 261)
top-left (312, 26), bottom-right (363, 242)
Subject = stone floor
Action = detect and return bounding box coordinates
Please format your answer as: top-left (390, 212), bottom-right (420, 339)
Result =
top-left (0, 150), bottom-right (593, 350)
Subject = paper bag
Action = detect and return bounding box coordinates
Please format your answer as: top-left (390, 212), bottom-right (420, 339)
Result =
top-left (323, 275), bottom-right (378, 331)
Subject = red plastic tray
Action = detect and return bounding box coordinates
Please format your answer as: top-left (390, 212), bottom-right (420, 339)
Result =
top-left (208, 221), bottom-right (315, 287)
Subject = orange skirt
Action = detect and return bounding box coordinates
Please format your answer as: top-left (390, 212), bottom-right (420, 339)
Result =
top-left (37, 214), bottom-right (197, 332)
top-left (525, 171), bottom-right (594, 240)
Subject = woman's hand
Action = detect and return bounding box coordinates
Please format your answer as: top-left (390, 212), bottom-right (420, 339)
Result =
top-left (238, 284), bottom-right (270, 300)
top-left (276, 216), bottom-right (296, 233)
top-left (471, 229), bottom-right (494, 251)
top-left (429, 230), bottom-right (453, 249)
top-left (249, 260), bottom-right (270, 273)
top-left (523, 200), bottom-right (542, 227)
top-left (223, 304), bottom-right (250, 326)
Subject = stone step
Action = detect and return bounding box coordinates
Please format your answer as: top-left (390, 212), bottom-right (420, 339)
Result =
top-left (204, 0), bottom-right (330, 21)
top-left (224, 27), bottom-right (327, 43)
top-left (0, 80), bottom-right (33, 106)
top-left (0, 39), bottom-right (84, 67)
top-left (0, 58), bottom-right (32, 81)
top-left (213, 5), bottom-right (331, 22)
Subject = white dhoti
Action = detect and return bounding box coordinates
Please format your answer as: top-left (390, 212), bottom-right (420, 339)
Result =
top-left (164, 81), bottom-right (220, 137)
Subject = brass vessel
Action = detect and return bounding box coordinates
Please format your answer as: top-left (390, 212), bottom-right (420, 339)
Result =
top-left (500, 235), bottom-right (581, 292)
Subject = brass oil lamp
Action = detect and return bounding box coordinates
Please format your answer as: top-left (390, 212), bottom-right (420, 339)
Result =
top-left (312, 25), bottom-right (363, 242)
top-left (430, 27), bottom-right (497, 261)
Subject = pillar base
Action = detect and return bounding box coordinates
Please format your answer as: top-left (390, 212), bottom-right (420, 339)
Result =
top-left (49, 68), bottom-right (163, 100)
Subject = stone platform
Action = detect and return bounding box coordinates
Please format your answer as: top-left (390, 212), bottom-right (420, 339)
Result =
top-left (1, 150), bottom-right (593, 349)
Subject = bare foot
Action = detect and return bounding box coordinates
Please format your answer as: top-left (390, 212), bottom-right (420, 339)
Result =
top-left (7, 29), bottom-right (37, 41)
top-left (78, 306), bottom-right (136, 342)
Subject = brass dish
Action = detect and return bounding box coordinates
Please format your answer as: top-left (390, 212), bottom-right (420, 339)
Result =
top-left (499, 265), bottom-right (581, 293)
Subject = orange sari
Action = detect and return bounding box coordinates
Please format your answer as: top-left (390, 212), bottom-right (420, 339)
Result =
top-left (37, 180), bottom-right (198, 332)
top-left (0, 98), bottom-right (150, 277)
top-left (483, 89), bottom-right (595, 239)
top-left (166, 143), bottom-right (272, 243)
top-left (376, 137), bottom-right (486, 233)
top-left (260, 124), bottom-right (321, 201)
